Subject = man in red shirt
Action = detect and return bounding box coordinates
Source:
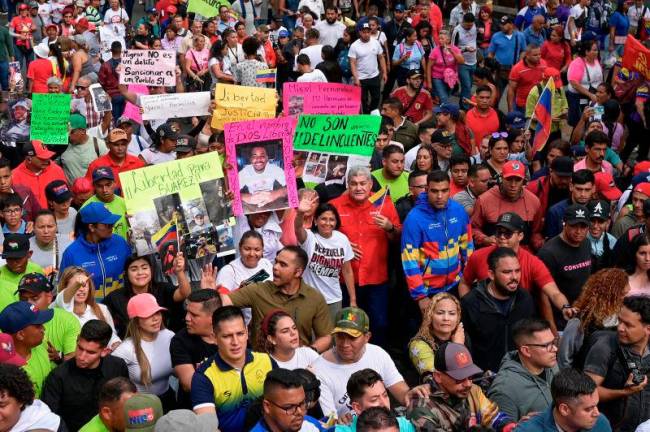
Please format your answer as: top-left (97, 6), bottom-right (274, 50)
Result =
top-left (12, 140), bottom-right (67, 208)
top-left (390, 70), bottom-right (434, 125)
top-left (465, 85), bottom-right (500, 146)
top-left (330, 165), bottom-right (401, 347)
top-left (86, 128), bottom-right (144, 194)
top-left (507, 43), bottom-right (547, 112)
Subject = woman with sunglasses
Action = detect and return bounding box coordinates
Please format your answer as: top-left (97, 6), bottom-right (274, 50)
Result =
top-left (484, 132), bottom-right (510, 187)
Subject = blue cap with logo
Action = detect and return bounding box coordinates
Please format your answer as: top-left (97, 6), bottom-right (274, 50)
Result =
top-left (0, 301), bottom-right (53, 334)
top-left (92, 167), bottom-right (115, 183)
top-left (79, 202), bottom-right (120, 225)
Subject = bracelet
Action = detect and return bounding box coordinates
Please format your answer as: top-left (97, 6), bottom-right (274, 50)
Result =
top-left (561, 304), bottom-right (572, 309)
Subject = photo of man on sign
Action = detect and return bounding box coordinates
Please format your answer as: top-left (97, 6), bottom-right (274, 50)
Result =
top-left (236, 140), bottom-right (288, 213)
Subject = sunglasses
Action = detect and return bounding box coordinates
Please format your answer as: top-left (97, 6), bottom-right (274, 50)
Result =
top-left (491, 131), bottom-right (509, 139)
top-left (76, 85), bottom-right (88, 90)
top-left (495, 228), bottom-right (519, 239)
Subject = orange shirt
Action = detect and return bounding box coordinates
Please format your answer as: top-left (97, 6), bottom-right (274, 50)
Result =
top-left (330, 193), bottom-right (401, 286)
top-left (465, 107), bottom-right (500, 147)
top-left (12, 162), bottom-right (67, 208)
top-left (85, 153), bottom-right (145, 193)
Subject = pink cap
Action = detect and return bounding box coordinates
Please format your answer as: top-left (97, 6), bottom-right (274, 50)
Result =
top-left (635, 182), bottom-right (650, 198)
top-left (126, 293), bottom-right (167, 319)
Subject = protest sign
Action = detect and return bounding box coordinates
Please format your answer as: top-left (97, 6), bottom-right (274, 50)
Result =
top-left (90, 83), bottom-right (112, 112)
top-left (283, 82), bottom-right (361, 115)
top-left (141, 92), bottom-right (211, 120)
top-left (623, 35), bottom-right (650, 80)
top-left (120, 152), bottom-right (235, 258)
top-left (122, 85), bottom-right (149, 124)
top-left (293, 115), bottom-right (380, 186)
top-left (30, 93), bottom-right (72, 144)
top-left (187, 0), bottom-right (229, 18)
top-left (224, 117), bottom-right (298, 216)
top-left (212, 84), bottom-right (276, 130)
top-left (119, 50), bottom-right (176, 87)
top-left (99, 26), bottom-right (125, 62)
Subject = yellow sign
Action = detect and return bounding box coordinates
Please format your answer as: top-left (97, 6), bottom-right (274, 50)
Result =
top-left (211, 84), bottom-right (276, 130)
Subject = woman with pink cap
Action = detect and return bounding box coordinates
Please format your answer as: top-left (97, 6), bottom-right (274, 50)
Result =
top-left (112, 293), bottom-right (176, 412)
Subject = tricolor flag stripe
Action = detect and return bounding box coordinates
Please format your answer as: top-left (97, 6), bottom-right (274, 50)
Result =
top-left (532, 77), bottom-right (555, 157)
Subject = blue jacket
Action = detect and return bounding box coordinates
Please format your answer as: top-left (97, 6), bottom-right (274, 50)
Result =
top-left (60, 234), bottom-right (131, 301)
top-left (544, 198), bottom-right (571, 239)
top-left (514, 406), bottom-right (611, 431)
top-left (401, 193), bottom-right (473, 300)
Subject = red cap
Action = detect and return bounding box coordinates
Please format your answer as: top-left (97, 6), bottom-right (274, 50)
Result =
top-left (502, 160), bottom-right (526, 179)
top-left (0, 333), bottom-right (26, 366)
top-left (595, 172), bottom-right (622, 201)
top-left (71, 177), bottom-right (93, 194)
top-left (634, 161), bottom-right (650, 176)
top-left (76, 17), bottom-right (89, 29)
top-left (127, 293), bottom-right (167, 319)
top-left (635, 182), bottom-right (650, 198)
top-left (165, 5), bottom-right (177, 13)
top-left (18, 3), bottom-right (29, 10)
top-left (25, 140), bottom-right (55, 159)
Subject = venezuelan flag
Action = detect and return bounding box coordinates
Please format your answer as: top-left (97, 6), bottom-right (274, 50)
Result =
top-left (368, 186), bottom-right (390, 207)
top-left (256, 68), bottom-right (277, 83)
top-left (152, 219), bottom-right (177, 251)
top-left (532, 77), bottom-right (555, 157)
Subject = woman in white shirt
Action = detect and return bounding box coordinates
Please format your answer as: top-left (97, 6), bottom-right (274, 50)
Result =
top-left (55, 267), bottom-right (120, 349)
top-left (259, 309), bottom-right (319, 370)
top-left (113, 293), bottom-right (175, 412)
top-left (294, 194), bottom-right (356, 320)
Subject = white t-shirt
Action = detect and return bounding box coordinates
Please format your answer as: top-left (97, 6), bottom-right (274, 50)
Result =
top-left (297, 44), bottom-right (324, 71)
top-left (29, 234), bottom-right (72, 271)
top-left (300, 230), bottom-right (353, 304)
top-left (53, 290), bottom-right (121, 347)
top-left (127, 134), bottom-right (151, 156)
top-left (628, 4), bottom-right (650, 28)
top-left (103, 8), bottom-right (129, 37)
top-left (216, 257), bottom-right (273, 324)
top-left (315, 21), bottom-right (346, 47)
top-left (348, 39), bottom-right (383, 80)
top-left (113, 328), bottom-right (175, 395)
top-left (312, 344), bottom-right (404, 418)
top-left (56, 207), bottom-right (77, 238)
top-left (239, 163), bottom-right (286, 194)
top-left (139, 148), bottom-right (176, 165)
top-left (297, 69), bottom-right (328, 83)
top-left (565, 4), bottom-right (588, 40)
top-left (272, 346), bottom-right (320, 370)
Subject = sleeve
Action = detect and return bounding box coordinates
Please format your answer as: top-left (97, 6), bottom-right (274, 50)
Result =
top-left (311, 294), bottom-right (334, 337)
top-left (53, 291), bottom-right (73, 312)
top-left (408, 339), bottom-right (435, 376)
top-left (487, 35), bottom-right (497, 54)
top-left (61, 315), bottom-right (81, 355)
top-left (401, 212), bottom-right (426, 301)
top-left (487, 380), bottom-right (521, 422)
top-left (508, 64), bottom-right (520, 81)
top-left (317, 375), bottom-right (337, 418)
top-left (460, 212), bottom-right (474, 266)
top-left (462, 253), bottom-right (479, 284)
top-left (583, 335), bottom-right (615, 378)
top-left (380, 349), bottom-right (404, 387)
top-left (215, 264), bottom-right (237, 291)
top-left (567, 59), bottom-right (584, 83)
top-left (228, 282), bottom-right (255, 307)
top-left (391, 44), bottom-right (401, 62)
top-left (471, 386), bottom-right (515, 431)
top-left (529, 255), bottom-right (555, 290)
top-left (470, 197), bottom-right (488, 244)
top-left (40, 369), bottom-right (62, 414)
top-left (169, 335), bottom-right (193, 367)
top-left (191, 371), bottom-right (216, 409)
top-left (556, 318), bottom-right (584, 369)
top-left (514, 9), bottom-right (525, 28)
top-left (536, 246), bottom-right (555, 275)
top-left (341, 235), bottom-right (354, 263)
top-left (347, 44), bottom-right (357, 59)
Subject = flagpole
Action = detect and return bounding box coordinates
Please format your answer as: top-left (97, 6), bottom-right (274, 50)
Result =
top-left (378, 185), bottom-right (389, 215)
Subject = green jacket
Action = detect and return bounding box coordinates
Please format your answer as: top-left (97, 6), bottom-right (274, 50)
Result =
top-left (0, 27), bottom-right (13, 62)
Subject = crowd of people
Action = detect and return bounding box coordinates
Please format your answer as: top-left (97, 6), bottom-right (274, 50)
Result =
top-left (0, 0), bottom-right (650, 430)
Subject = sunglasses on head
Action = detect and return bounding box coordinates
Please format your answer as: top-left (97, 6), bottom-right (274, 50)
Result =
top-left (491, 132), bottom-right (509, 139)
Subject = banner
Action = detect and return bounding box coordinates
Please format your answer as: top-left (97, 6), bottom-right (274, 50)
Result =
top-left (119, 50), bottom-right (176, 87)
top-left (212, 84), bottom-right (276, 130)
top-left (30, 93), bottom-right (72, 145)
top-left (119, 152), bottom-right (235, 258)
top-left (622, 35), bottom-right (650, 80)
top-left (141, 92), bottom-right (211, 120)
top-left (283, 82), bottom-right (361, 115)
top-left (187, 0), bottom-right (229, 18)
top-left (292, 115), bottom-right (380, 186)
top-left (224, 117), bottom-right (298, 216)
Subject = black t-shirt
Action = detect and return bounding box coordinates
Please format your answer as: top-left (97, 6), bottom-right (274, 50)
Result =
top-left (170, 328), bottom-right (218, 409)
top-left (537, 236), bottom-right (592, 304)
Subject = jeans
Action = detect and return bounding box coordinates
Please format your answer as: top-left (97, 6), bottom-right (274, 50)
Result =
top-left (343, 283), bottom-right (389, 348)
top-left (360, 75), bottom-right (381, 114)
top-left (566, 90), bottom-right (585, 127)
top-left (13, 45), bottom-right (32, 76)
top-left (458, 63), bottom-right (476, 110)
top-left (111, 94), bottom-right (126, 121)
top-left (0, 61), bottom-right (8, 91)
top-left (432, 78), bottom-right (451, 104)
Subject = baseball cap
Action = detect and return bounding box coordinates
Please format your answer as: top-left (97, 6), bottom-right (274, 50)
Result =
top-left (72, 176), bottom-right (93, 195)
top-left (154, 410), bottom-right (218, 432)
top-left (634, 161), bottom-right (650, 176)
top-left (79, 202), bottom-right (121, 225)
top-left (124, 394), bottom-right (163, 432)
top-left (108, 128), bottom-right (129, 143)
top-left (434, 102), bottom-right (460, 117)
top-left (278, 30), bottom-right (289, 38)
top-left (406, 69), bottom-right (422, 79)
top-left (394, 3), bottom-right (405, 11)
top-left (502, 160), bottom-right (526, 179)
top-left (588, 200), bottom-right (611, 220)
top-left (595, 172), bottom-right (622, 201)
top-left (500, 15), bottom-right (514, 24)
top-left (146, 6), bottom-right (157, 13)
top-left (76, 17), bottom-right (89, 29)
top-left (636, 181), bottom-right (650, 197)
top-left (46, 23), bottom-right (59, 32)
top-left (2, 235), bottom-right (30, 259)
top-left (16, 273), bottom-right (53, 295)
top-left (92, 167), bottom-right (115, 183)
top-left (495, 212), bottom-right (525, 232)
top-left (176, 135), bottom-right (196, 154)
top-left (332, 307), bottom-right (369, 338)
top-left (505, 111), bottom-right (527, 130)
top-left (157, 123), bottom-right (179, 141)
top-left (18, 3), bottom-right (29, 10)
top-left (563, 204), bottom-right (590, 226)
top-left (0, 302), bottom-right (54, 334)
top-left (127, 293), bottom-right (167, 319)
top-left (23, 140), bottom-right (55, 159)
top-left (70, 113), bottom-right (87, 130)
top-left (550, 156), bottom-right (573, 177)
top-left (434, 342), bottom-right (483, 381)
top-left (13, 100), bottom-right (30, 111)
top-left (28, 0), bottom-right (38, 7)
top-left (360, 22), bottom-right (371, 30)
top-left (0, 333), bottom-right (26, 366)
top-left (430, 129), bottom-right (452, 146)
top-left (45, 180), bottom-right (72, 204)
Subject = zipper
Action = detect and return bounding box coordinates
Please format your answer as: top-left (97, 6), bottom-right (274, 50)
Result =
top-left (96, 244), bottom-right (107, 298)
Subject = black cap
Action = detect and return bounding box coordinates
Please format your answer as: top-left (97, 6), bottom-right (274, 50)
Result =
top-left (495, 212), bottom-right (525, 232)
top-left (563, 204), bottom-right (590, 226)
top-left (2, 234), bottom-right (30, 259)
top-left (156, 123), bottom-right (179, 141)
top-left (406, 69), bottom-right (423, 79)
top-left (500, 15), bottom-right (514, 24)
top-left (550, 156), bottom-right (574, 177)
top-left (431, 129), bottom-right (453, 145)
top-left (588, 200), bottom-right (611, 220)
top-left (176, 135), bottom-right (196, 153)
top-left (16, 273), bottom-right (53, 294)
top-left (45, 180), bottom-right (72, 204)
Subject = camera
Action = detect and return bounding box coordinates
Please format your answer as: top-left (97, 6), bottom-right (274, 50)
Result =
top-left (626, 359), bottom-right (647, 385)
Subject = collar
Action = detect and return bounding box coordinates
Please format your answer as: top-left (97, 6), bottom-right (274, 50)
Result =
top-left (395, 116), bottom-right (407, 129)
top-left (272, 280), bottom-right (307, 298)
top-left (213, 349), bottom-right (254, 371)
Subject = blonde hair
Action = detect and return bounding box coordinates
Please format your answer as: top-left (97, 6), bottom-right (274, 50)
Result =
top-left (412, 293), bottom-right (462, 348)
top-left (125, 317), bottom-right (165, 388)
top-left (58, 267), bottom-right (106, 322)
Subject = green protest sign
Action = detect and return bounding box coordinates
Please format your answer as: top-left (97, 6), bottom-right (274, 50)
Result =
top-left (187, 0), bottom-right (229, 18)
top-left (292, 115), bottom-right (380, 187)
top-left (30, 93), bottom-right (72, 145)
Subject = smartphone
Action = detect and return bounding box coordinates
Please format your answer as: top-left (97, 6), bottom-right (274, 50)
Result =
top-left (242, 269), bottom-right (270, 286)
top-left (592, 105), bottom-right (604, 120)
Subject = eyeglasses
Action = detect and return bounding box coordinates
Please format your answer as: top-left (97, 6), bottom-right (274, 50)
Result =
top-left (266, 398), bottom-right (306, 415)
top-left (76, 85), bottom-right (88, 90)
top-left (411, 184), bottom-right (427, 190)
top-left (491, 132), bottom-right (509, 139)
top-left (526, 338), bottom-right (559, 352)
top-left (2, 208), bottom-right (21, 214)
top-left (495, 229), bottom-right (517, 239)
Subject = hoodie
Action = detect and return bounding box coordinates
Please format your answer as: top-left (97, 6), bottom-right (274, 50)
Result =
top-left (401, 193), bottom-right (473, 301)
top-left (12, 399), bottom-right (63, 432)
top-left (59, 234), bottom-right (131, 301)
top-left (487, 351), bottom-right (558, 421)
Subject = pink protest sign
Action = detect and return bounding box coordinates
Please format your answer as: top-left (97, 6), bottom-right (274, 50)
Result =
top-left (224, 117), bottom-right (298, 216)
top-left (119, 50), bottom-right (176, 87)
top-left (122, 85), bottom-right (149, 124)
top-left (283, 82), bottom-right (361, 115)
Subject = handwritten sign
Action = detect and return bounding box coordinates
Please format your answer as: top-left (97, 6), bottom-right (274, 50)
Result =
top-left (187, 0), bottom-right (230, 18)
top-left (99, 26), bottom-right (125, 62)
top-left (283, 82), bottom-right (361, 115)
top-left (224, 117), bottom-right (298, 215)
top-left (212, 84), bottom-right (276, 130)
top-left (30, 93), bottom-right (72, 145)
top-left (119, 50), bottom-right (176, 87)
top-left (141, 92), bottom-right (211, 120)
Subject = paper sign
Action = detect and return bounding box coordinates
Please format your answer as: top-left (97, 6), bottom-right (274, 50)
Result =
top-left (89, 83), bottom-right (112, 112)
top-left (119, 50), bottom-right (176, 87)
top-left (212, 84), bottom-right (276, 130)
top-left (122, 85), bottom-right (149, 124)
top-left (119, 152), bottom-right (236, 258)
top-left (293, 115), bottom-right (380, 186)
top-left (187, 0), bottom-right (229, 18)
top-left (224, 117), bottom-right (298, 216)
top-left (30, 93), bottom-right (72, 145)
top-left (141, 92), bottom-right (211, 120)
top-left (99, 26), bottom-right (125, 62)
top-left (283, 82), bottom-right (361, 115)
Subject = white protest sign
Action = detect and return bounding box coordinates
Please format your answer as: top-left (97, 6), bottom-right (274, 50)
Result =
top-left (119, 50), bottom-right (176, 87)
top-left (99, 26), bottom-right (125, 62)
top-left (141, 92), bottom-right (211, 120)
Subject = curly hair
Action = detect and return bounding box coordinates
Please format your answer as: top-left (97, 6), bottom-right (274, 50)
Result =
top-left (412, 292), bottom-right (462, 348)
top-left (574, 268), bottom-right (629, 331)
top-left (0, 363), bottom-right (34, 408)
